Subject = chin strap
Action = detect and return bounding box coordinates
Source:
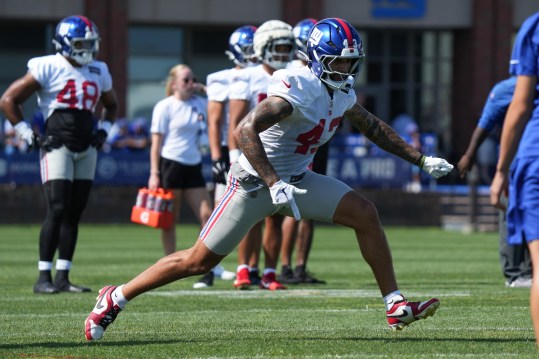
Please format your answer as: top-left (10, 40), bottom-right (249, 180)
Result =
top-left (340, 76), bottom-right (355, 94)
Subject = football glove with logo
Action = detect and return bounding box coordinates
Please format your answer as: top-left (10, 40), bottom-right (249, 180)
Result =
top-left (14, 121), bottom-right (35, 147)
top-left (34, 134), bottom-right (63, 152)
top-left (269, 180), bottom-right (307, 220)
top-left (91, 129), bottom-right (108, 150)
top-left (420, 156), bottom-right (454, 179)
top-left (212, 158), bottom-right (229, 184)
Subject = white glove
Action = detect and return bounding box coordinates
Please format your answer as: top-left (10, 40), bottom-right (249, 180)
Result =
top-left (269, 180), bottom-right (307, 220)
top-left (420, 156), bottom-right (454, 179)
top-left (14, 121), bottom-right (34, 147)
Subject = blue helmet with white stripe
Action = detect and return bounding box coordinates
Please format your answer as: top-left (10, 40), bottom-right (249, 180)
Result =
top-left (225, 25), bottom-right (257, 67)
top-left (52, 15), bottom-right (100, 65)
top-left (293, 18), bottom-right (317, 54)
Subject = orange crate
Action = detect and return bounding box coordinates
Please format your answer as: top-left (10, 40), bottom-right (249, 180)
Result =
top-left (131, 206), bottom-right (173, 229)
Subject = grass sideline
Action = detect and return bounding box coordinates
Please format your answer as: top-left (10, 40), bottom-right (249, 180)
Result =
top-left (0, 224), bottom-right (536, 358)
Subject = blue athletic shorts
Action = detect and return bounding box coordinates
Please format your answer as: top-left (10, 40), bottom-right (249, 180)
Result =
top-left (507, 157), bottom-right (539, 245)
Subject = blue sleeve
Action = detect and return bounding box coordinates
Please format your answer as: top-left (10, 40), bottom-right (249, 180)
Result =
top-left (477, 78), bottom-right (515, 131)
top-left (509, 12), bottom-right (539, 76)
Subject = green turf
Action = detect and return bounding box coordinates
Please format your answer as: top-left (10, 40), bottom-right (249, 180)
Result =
top-left (0, 224), bottom-right (536, 358)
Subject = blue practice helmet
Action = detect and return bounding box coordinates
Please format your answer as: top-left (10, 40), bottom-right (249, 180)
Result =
top-left (225, 25), bottom-right (257, 67)
top-left (307, 18), bottom-right (364, 93)
top-left (52, 15), bottom-right (100, 65)
top-left (293, 18), bottom-right (317, 54)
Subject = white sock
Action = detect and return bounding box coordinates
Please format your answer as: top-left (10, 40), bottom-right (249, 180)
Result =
top-left (384, 291), bottom-right (404, 311)
top-left (38, 261), bottom-right (53, 271)
top-left (237, 264), bottom-right (249, 272)
top-left (56, 259), bottom-right (72, 271)
top-left (112, 285), bottom-right (128, 309)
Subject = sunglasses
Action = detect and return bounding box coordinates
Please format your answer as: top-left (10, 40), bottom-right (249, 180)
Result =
top-left (182, 77), bottom-right (197, 84)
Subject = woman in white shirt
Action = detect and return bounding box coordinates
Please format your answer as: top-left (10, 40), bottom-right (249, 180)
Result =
top-left (149, 64), bottom-right (212, 256)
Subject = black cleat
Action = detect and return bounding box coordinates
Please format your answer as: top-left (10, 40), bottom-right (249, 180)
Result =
top-left (54, 281), bottom-right (92, 293)
top-left (249, 269), bottom-right (261, 286)
top-left (34, 281), bottom-right (60, 294)
top-left (294, 268), bottom-right (326, 284)
top-left (193, 271), bottom-right (214, 289)
top-left (279, 266), bottom-right (302, 284)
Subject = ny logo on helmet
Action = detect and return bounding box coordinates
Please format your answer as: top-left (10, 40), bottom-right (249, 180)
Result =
top-left (57, 23), bottom-right (72, 36)
top-left (308, 28), bottom-right (324, 46)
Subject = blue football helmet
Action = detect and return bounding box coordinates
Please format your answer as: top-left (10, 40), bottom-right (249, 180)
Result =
top-left (307, 18), bottom-right (364, 93)
top-left (52, 15), bottom-right (100, 65)
top-left (225, 25), bottom-right (257, 67)
top-left (293, 18), bottom-right (317, 54)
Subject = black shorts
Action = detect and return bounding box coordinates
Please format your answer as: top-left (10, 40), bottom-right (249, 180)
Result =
top-left (220, 146), bottom-right (230, 164)
top-left (160, 158), bottom-right (206, 189)
top-left (46, 109), bottom-right (94, 152)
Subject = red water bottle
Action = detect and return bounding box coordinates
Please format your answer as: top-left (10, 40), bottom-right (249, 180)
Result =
top-left (164, 191), bottom-right (174, 213)
top-left (135, 188), bottom-right (148, 208)
top-left (154, 192), bottom-right (164, 213)
top-left (146, 191), bottom-right (156, 211)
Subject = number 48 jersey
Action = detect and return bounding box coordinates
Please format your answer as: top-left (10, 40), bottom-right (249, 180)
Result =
top-left (28, 53), bottom-right (112, 120)
top-left (239, 66), bottom-right (357, 179)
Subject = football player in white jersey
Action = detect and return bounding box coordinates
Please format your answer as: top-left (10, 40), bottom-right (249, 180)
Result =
top-left (192, 25), bottom-right (257, 288)
top-left (84, 18), bottom-right (453, 340)
top-left (227, 20), bottom-right (296, 290)
top-left (280, 17), bottom-right (328, 285)
top-left (0, 15), bottom-right (118, 294)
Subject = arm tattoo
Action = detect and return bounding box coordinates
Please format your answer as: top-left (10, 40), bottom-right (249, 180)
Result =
top-left (345, 104), bottom-right (423, 166)
top-left (236, 96), bottom-right (293, 186)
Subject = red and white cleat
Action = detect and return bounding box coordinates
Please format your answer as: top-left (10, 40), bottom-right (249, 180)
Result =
top-left (260, 272), bottom-right (287, 290)
top-left (386, 298), bottom-right (439, 331)
top-left (85, 285), bottom-right (122, 340)
top-left (233, 267), bottom-right (251, 290)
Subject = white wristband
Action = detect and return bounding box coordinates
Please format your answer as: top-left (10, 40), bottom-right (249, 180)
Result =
top-left (229, 149), bottom-right (241, 164)
top-left (98, 120), bottom-right (112, 132)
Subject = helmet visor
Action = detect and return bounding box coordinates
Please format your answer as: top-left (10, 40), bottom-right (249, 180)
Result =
top-left (71, 38), bottom-right (98, 52)
top-left (322, 55), bottom-right (363, 80)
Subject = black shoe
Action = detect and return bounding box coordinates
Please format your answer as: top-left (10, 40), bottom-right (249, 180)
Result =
top-left (279, 266), bottom-right (302, 284)
top-left (193, 271), bottom-right (214, 289)
top-left (295, 268), bottom-right (326, 284)
top-left (34, 281), bottom-right (60, 294)
top-left (54, 281), bottom-right (92, 293)
top-left (249, 269), bottom-right (261, 286)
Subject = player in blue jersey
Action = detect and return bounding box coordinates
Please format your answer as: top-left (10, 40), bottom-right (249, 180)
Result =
top-left (459, 76), bottom-right (531, 288)
top-left (490, 11), bottom-right (539, 347)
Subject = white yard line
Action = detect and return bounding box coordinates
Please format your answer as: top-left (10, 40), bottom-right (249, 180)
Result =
top-left (147, 289), bottom-right (471, 298)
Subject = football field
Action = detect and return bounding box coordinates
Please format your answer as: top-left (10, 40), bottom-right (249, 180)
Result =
top-left (0, 224), bottom-right (536, 358)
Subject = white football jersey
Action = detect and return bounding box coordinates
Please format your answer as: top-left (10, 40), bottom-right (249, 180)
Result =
top-left (206, 67), bottom-right (246, 146)
top-left (28, 53), bottom-right (112, 120)
top-left (206, 68), bottom-right (232, 103)
top-left (228, 64), bottom-right (271, 110)
top-left (151, 95), bottom-right (208, 165)
top-left (286, 59), bottom-right (306, 70)
top-left (238, 66), bottom-right (357, 179)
